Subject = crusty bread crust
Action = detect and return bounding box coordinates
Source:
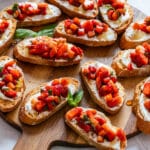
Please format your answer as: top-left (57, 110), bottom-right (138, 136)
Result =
top-left (0, 3), bottom-right (61, 27)
top-left (132, 78), bottom-right (150, 134)
top-left (81, 61), bottom-right (125, 114)
top-left (48, 0), bottom-right (98, 19)
top-left (54, 20), bottom-right (117, 47)
top-left (65, 107), bottom-right (127, 150)
top-left (0, 18), bottom-right (16, 54)
top-left (13, 36), bottom-right (83, 67)
top-left (111, 50), bottom-right (150, 77)
top-left (19, 77), bottom-right (80, 125)
top-left (0, 56), bottom-right (25, 112)
top-left (99, 3), bottom-right (133, 34)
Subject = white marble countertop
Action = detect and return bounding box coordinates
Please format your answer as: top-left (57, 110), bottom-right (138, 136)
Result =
top-left (0, 0), bottom-right (150, 150)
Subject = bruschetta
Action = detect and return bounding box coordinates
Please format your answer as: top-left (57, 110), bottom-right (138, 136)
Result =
top-left (19, 77), bottom-right (80, 125)
top-left (0, 56), bottom-right (25, 112)
top-left (65, 107), bottom-right (127, 150)
top-left (97, 0), bottom-right (133, 34)
top-left (81, 61), bottom-right (125, 114)
top-left (48, 0), bottom-right (98, 19)
top-left (54, 17), bottom-right (117, 47)
top-left (120, 16), bottom-right (150, 49)
top-left (132, 77), bottom-right (150, 134)
top-left (0, 2), bottom-right (61, 27)
top-left (0, 18), bottom-right (16, 54)
top-left (13, 36), bottom-right (84, 67)
top-left (112, 42), bottom-right (150, 77)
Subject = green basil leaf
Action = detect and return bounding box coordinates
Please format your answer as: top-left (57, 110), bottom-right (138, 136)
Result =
top-left (67, 90), bottom-right (83, 107)
top-left (12, 3), bottom-right (19, 12)
top-left (14, 29), bottom-right (37, 39)
top-left (37, 24), bottom-right (57, 37)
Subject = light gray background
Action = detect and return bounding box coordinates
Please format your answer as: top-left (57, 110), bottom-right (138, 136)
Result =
top-left (0, 0), bottom-right (150, 150)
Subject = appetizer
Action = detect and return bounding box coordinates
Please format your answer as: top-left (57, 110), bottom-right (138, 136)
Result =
top-left (0, 2), bottom-right (61, 27)
top-left (0, 18), bottom-right (16, 54)
top-left (97, 0), bottom-right (133, 34)
top-left (54, 17), bottom-right (117, 47)
top-left (112, 42), bottom-right (150, 77)
top-left (65, 107), bottom-right (127, 150)
top-left (132, 77), bottom-right (150, 134)
top-left (0, 56), bottom-right (25, 112)
top-left (19, 77), bottom-right (80, 125)
top-left (14, 36), bottom-right (84, 67)
top-left (120, 16), bottom-right (150, 49)
top-left (81, 61), bottom-right (125, 114)
top-left (48, 0), bottom-right (98, 19)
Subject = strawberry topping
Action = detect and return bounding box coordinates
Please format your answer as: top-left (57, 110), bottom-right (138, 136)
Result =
top-left (98, 0), bottom-right (125, 21)
top-left (34, 79), bottom-right (69, 113)
top-left (66, 107), bottom-right (126, 143)
top-left (0, 60), bottom-right (22, 98)
top-left (83, 65), bottom-right (121, 108)
top-left (7, 2), bottom-right (48, 21)
top-left (64, 18), bottom-right (108, 38)
top-left (0, 20), bottom-right (9, 34)
top-left (133, 16), bottom-right (150, 33)
top-left (28, 37), bottom-right (83, 60)
top-left (68, 0), bottom-right (94, 10)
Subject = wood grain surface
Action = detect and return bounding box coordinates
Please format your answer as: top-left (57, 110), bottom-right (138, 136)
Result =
top-left (0, 0), bottom-right (146, 150)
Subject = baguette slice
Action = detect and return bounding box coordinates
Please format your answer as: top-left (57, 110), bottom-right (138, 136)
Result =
top-left (111, 43), bottom-right (150, 77)
top-left (0, 56), bottom-right (25, 112)
top-left (0, 18), bottom-right (16, 54)
top-left (65, 107), bottom-right (127, 150)
top-left (48, 0), bottom-right (98, 19)
top-left (0, 2), bottom-right (61, 27)
top-left (120, 17), bottom-right (150, 49)
top-left (98, 1), bottom-right (133, 34)
top-left (54, 19), bottom-right (117, 47)
top-left (81, 61), bottom-right (125, 114)
top-left (19, 77), bottom-right (80, 125)
top-left (132, 77), bottom-right (150, 134)
top-left (13, 36), bottom-right (84, 67)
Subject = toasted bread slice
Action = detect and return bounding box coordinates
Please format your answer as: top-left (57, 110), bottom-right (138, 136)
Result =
top-left (65, 107), bottom-right (127, 150)
top-left (0, 18), bottom-right (16, 54)
top-left (132, 77), bottom-right (150, 134)
top-left (0, 2), bottom-right (61, 27)
top-left (48, 0), bottom-right (98, 19)
top-left (19, 77), bottom-right (80, 125)
top-left (98, 1), bottom-right (133, 34)
top-left (120, 17), bottom-right (150, 49)
top-left (54, 19), bottom-right (117, 47)
top-left (0, 56), bottom-right (25, 112)
top-left (111, 48), bottom-right (150, 77)
top-left (81, 61), bottom-right (125, 114)
top-left (13, 36), bottom-right (84, 67)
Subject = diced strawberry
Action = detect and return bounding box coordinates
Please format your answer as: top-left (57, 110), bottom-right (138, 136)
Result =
top-left (70, 23), bottom-right (78, 32)
top-left (127, 63), bottom-right (133, 71)
top-left (146, 26), bottom-right (150, 33)
top-left (64, 19), bottom-right (72, 29)
top-left (116, 128), bottom-right (126, 142)
top-left (96, 67), bottom-right (110, 79)
top-left (7, 9), bottom-right (13, 15)
top-left (77, 28), bottom-right (85, 36)
top-left (60, 86), bottom-right (68, 97)
top-left (112, 2), bottom-right (124, 9)
top-left (0, 81), bottom-right (5, 87)
top-left (89, 66), bottom-right (96, 73)
top-left (111, 11), bottom-right (119, 21)
top-left (107, 9), bottom-right (114, 20)
top-left (98, 129), bottom-right (107, 136)
top-left (106, 96), bottom-right (122, 107)
top-left (95, 25), bottom-right (104, 34)
top-left (86, 109), bottom-right (97, 117)
top-left (66, 107), bottom-right (82, 120)
top-left (96, 76), bottom-right (101, 90)
top-left (3, 74), bottom-right (13, 83)
top-left (73, 17), bottom-right (80, 26)
top-left (144, 99), bottom-right (150, 111)
top-left (3, 89), bottom-right (17, 98)
top-left (52, 84), bottom-right (62, 97)
top-left (61, 79), bottom-right (68, 86)
top-left (52, 79), bottom-right (60, 86)
top-left (97, 0), bottom-right (103, 7)
top-left (143, 82), bottom-right (150, 97)
top-left (133, 23), bottom-right (140, 30)
top-left (87, 31), bottom-right (95, 37)
top-left (4, 61), bottom-right (15, 68)
top-left (104, 93), bottom-right (112, 102)
top-left (99, 85), bottom-right (112, 96)
top-left (9, 69), bottom-right (21, 79)
top-left (83, 1), bottom-right (94, 10)
top-left (82, 20), bottom-right (93, 32)
top-left (95, 117), bottom-right (106, 125)
top-left (34, 101), bottom-right (46, 112)
top-left (7, 82), bottom-right (15, 89)
top-left (78, 121), bottom-right (91, 133)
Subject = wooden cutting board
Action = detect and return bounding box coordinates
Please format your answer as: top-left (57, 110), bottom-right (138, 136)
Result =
top-left (0, 0), bottom-right (146, 149)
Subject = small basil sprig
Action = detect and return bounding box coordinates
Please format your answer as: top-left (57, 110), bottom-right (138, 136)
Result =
top-left (14, 24), bottom-right (57, 39)
top-left (67, 90), bottom-right (83, 107)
